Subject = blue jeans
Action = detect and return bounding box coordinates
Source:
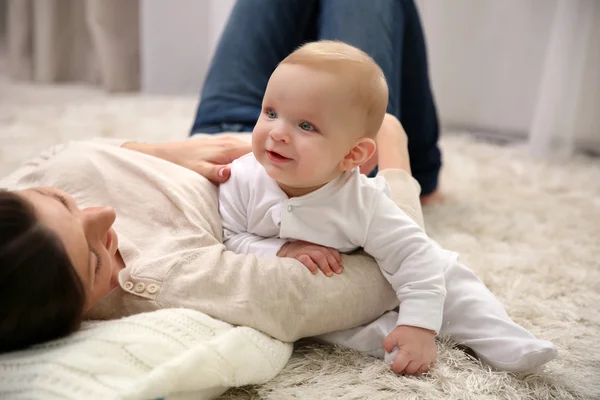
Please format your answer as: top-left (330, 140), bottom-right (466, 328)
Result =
top-left (191, 0), bottom-right (441, 195)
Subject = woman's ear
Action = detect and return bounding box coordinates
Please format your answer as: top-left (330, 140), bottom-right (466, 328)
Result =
top-left (339, 138), bottom-right (377, 171)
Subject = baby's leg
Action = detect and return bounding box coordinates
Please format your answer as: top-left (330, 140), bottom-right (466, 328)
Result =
top-left (440, 258), bottom-right (557, 372)
top-left (315, 311), bottom-right (398, 360)
top-left (317, 258), bottom-right (557, 373)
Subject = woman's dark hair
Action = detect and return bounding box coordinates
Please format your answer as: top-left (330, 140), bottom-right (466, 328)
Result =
top-left (0, 190), bottom-right (85, 353)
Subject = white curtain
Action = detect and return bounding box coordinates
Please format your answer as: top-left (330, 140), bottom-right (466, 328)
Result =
top-left (416, 0), bottom-right (600, 156)
top-left (6, 0), bottom-right (139, 92)
top-left (528, 0), bottom-right (600, 159)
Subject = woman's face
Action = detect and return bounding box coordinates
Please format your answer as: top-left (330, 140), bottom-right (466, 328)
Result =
top-left (18, 187), bottom-right (120, 310)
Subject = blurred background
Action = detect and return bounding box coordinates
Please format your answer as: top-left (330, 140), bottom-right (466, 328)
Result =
top-left (0, 0), bottom-right (599, 159)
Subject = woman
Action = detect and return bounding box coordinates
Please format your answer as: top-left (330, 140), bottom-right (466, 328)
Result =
top-left (192, 0), bottom-right (443, 203)
top-left (0, 126), bottom-right (417, 353)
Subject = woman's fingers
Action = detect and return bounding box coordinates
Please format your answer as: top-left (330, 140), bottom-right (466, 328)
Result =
top-left (195, 162), bottom-right (231, 183)
top-left (223, 145), bottom-right (252, 162)
top-left (216, 165), bottom-right (231, 182)
top-left (217, 137), bottom-right (253, 163)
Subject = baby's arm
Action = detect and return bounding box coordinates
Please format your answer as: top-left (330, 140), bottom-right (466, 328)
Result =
top-left (363, 193), bottom-right (446, 332)
top-left (219, 173), bottom-right (342, 274)
top-left (219, 157), bottom-right (343, 273)
top-left (363, 193), bottom-right (445, 373)
top-left (223, 230), bottom-right (287, 257)
top-left (218, 167), bottom-right (287, 257)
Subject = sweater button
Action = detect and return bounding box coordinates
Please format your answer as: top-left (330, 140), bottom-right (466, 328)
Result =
top-left (147, 284), bottom-right (159, 294)
top-left (134, 282), bottom-right (146, 293)
top-left (287, 205), bottom-right (293, 212)
top-left (124, 281), bottom-right (134, 291)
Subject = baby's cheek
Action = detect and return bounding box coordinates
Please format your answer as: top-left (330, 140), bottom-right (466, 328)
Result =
top-left (296, 159), bottom-right (328, 184)
top-left (297, 156), bottom-right (320, 173)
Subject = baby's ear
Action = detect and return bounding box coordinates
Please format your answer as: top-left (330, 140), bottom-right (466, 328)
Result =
top-left (339, 138), bottom-right (376, 171)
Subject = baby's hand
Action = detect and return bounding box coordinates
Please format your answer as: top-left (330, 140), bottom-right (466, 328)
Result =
top-left (383, 325), bottom-right (437, 375)
top-left (277, 240), bottom-right (343, 276)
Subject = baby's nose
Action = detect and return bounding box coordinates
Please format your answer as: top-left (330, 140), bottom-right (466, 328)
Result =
top-left (270, 128), bottom-right (290, 143)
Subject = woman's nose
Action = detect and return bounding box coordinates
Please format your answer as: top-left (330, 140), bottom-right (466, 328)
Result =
top-left (81, 207), bottom-right (116, 238)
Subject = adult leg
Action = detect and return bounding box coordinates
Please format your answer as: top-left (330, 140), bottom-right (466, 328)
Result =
top-left (191, 0), bottom-right (318, 135)
top-left (399, 1), bottom-right (441, 197)
top-left (318, 0), bottom-right (441, 195)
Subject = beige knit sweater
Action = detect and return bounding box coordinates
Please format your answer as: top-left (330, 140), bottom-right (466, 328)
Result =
top-left (1, 138), bottom-right (424, 342)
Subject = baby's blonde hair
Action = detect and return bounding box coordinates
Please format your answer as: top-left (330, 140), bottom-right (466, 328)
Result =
top-left (280, 40), bottom-right (389, 138)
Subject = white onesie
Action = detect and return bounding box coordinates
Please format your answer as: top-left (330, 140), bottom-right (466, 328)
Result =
top-left (218, 153), bottom-right (454, 340)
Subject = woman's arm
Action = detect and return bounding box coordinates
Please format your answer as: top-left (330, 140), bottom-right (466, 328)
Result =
top-left (167, 246), bottom-right (401, 342)
top-left (122, 136), bottom-right (252, 183)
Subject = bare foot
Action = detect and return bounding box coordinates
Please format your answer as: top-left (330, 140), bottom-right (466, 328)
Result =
top-left (420, 189), bottom-right (444, 206)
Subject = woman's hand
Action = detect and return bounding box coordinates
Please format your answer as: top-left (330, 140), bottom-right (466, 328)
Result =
top-left (123, 136), bottom-right (252, 183)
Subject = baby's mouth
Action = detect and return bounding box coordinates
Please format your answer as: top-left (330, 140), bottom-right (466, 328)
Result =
top-left (267, 150), bottom-right (292, 163)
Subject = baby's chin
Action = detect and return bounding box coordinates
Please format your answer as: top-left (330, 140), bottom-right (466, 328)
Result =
top-left (260, 161), bottom-right (286, 179)
top-left (259, 160), bottom-right (328, 191)
top-left (264, 168), bottom-right (292, 187)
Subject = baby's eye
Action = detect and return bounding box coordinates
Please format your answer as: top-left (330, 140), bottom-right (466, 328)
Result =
top-left (300, 121), bottom-right (315, 131)
top-left (266, 109), bottom-right (277, 119)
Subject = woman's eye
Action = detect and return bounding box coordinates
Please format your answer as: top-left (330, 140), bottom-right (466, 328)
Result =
top-left (92, 249), bottom-right (102, 274)
top-left (300, 122), bottom-right (315, 131)
top-left (266, 109), bottom-right (277, 119)
top-left (52, 193), bottom-right (72, 211)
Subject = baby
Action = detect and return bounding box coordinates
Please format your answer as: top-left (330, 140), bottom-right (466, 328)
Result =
top-left (218, 41), bottom-right (557, 374)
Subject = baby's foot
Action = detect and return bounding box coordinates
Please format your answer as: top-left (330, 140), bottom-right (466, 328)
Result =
top-left (441, 259), bottom-right (557, 373)
top-left (472, 338), bottom-right (557, 372)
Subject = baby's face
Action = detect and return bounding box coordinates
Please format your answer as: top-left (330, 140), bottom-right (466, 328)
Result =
top-left (252, 63), bottom-right (366, 195)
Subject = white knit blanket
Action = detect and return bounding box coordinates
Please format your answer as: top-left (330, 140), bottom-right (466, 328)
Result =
top-left (0, 309), bottom-right (293, 400)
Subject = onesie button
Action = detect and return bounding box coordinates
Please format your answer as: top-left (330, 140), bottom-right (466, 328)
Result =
top-left (147, 284), bottom-right (159, 294)
top-left (287, 205), bottom-right (293, 212)
top-left (124, 281), bottom-right (134, 291)
top-left (134, 282), bottom-right (146, 293)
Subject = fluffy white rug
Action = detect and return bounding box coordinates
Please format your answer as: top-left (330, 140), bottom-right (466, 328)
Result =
top-left (1, 77), bottom-right (599, 399)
